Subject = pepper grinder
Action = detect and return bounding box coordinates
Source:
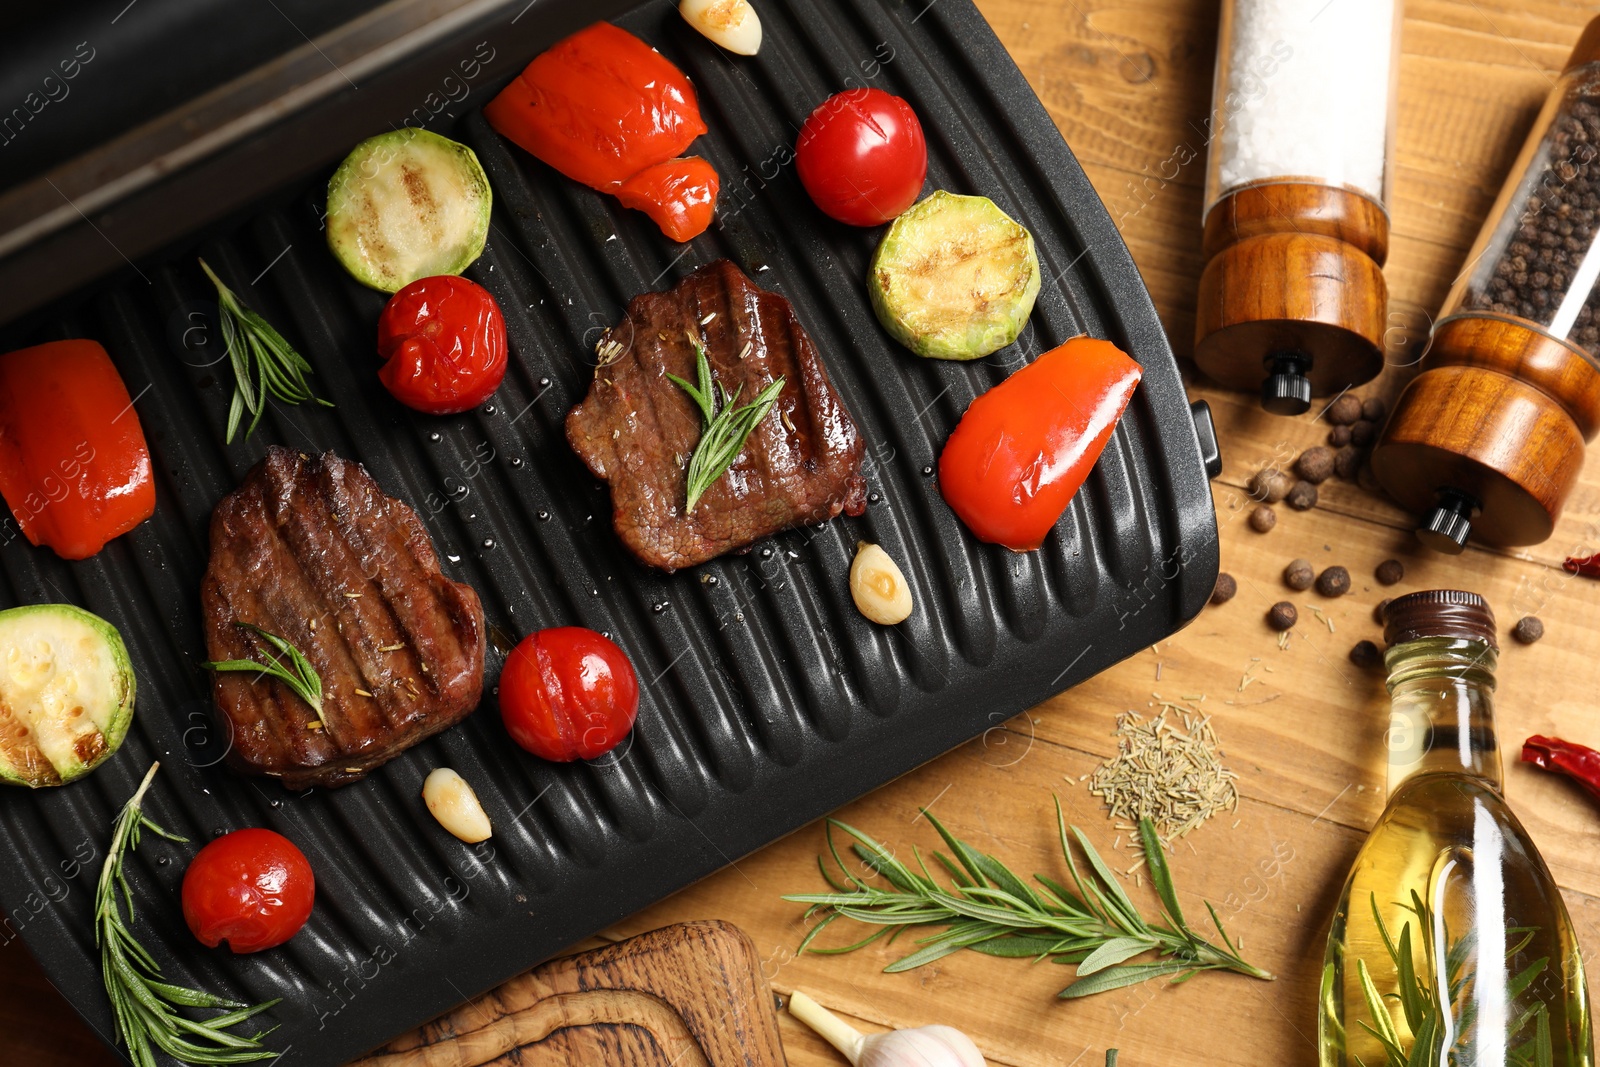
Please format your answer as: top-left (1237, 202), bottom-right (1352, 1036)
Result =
top-left (1374, 17), bottom-right (1600, 553)
top-left (1194, 0), bottom-right (1401, 415)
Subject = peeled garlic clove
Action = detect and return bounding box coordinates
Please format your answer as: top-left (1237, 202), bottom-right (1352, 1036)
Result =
top-left (422, 767), bottom-right (492, 843)
top-left (680, 0), bottom-right (763, 55)
top-left (850, 542), bottom-right (913, 625)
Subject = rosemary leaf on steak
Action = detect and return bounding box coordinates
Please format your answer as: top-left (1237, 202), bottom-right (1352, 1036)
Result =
top-left (203, 622), bottom-right (326, 728)
top-left (667, 331), bottom-right (785, 513)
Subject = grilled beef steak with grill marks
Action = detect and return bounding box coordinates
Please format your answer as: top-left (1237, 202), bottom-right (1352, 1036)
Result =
top-left (201, 447), bottom-right (485, 788)
top-left (566, 259), bottom-right (867, 571)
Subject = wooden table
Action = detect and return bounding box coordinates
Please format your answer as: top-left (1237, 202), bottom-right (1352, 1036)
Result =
top-left (8, 1), bottom-right (1600, 1064)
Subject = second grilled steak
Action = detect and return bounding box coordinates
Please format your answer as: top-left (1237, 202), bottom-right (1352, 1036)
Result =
top-left (201, 447), bottom-right (485, 789)
top-left (567, 260), bottom-right (867, 571)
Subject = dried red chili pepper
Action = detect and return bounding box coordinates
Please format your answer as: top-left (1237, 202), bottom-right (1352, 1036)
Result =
top-left (1522, 735), bottom-right (1600, 803)
top-left (1563, 554), bottom-right (1600, 577)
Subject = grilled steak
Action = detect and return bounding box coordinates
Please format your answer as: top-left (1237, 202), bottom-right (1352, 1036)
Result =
top-left (201, 448), bottom-right (485, 788)
top-left (567, 260), bottom-right (867, 571)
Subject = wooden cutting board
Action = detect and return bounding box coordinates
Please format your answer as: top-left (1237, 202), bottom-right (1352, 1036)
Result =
top-left (352, 920), bottom-right (788, 1066)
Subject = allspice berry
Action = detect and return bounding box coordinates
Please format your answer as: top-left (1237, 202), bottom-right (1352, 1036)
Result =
top-left (1211, 572), bottom-right (1237, 606)
top-left (1328, 424), bottom-right (1353, 447)
top-left (1248, 467), bottom-right (1292, 504)
top-left (1374, 598), bottom-right (1392, 625)
top-left (1350, 420), bottom-right (1377, 447)
top-left (1316, 565), bottom-right (1351, 597)
top-left (1267, 602), bottom-right (1298, 631)
top-left (1296, 447), bottom-right (1335, 484)
top-left (1286, 480), bottom-right (1319, 511)
top-left (1349, 639), bottom-right (1382, 669)
top-left (1325, 394), bottom-right (1362, 425)
top-left (1250, 505), bottom-right (1277, 533)
top-left (1284, 558), bottom-right (1315, 591)
top-left (1375, 559), bottom-right (1404, 585)
top-left (1334, 445), bottom-right (1363, 481)
top-left (1361, 397), bottom-right (1387, 423)
top-left (1511, 616), bottom-right (1545, 644)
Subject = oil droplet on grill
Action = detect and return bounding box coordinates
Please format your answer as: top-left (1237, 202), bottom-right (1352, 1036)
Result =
top-left (429, 432), bottom-right (442, 443)
top-left (922, 465), bottom-right (934, 476)
top-left (483, 404), bottom-right (497, 415)
top-left (536, 509), bottom-right (550, 521)
top-left (511, 457), bottom-right (525, 469)
top-left (868, 491), bottom-right (881, 505)
top-left (539, 377), bottom-right (551, 388)
top-left (481, 538), bottom-right (495, 550)
top-left (652, 602), bottom-right (669, 614)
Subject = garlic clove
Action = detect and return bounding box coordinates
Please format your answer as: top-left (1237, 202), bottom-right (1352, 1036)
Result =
top-left (787, 991), bottom-right (986, 1067)
top-left (679, 0), bottom-right (763, 56)
top-left (422, 767), bottom-right (493, 843)
top-left (850, 542), bottom-right (914, 625)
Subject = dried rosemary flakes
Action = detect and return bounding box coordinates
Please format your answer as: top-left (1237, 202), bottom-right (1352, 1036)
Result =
top-left (1086, 707), bottom-right (1239, 844)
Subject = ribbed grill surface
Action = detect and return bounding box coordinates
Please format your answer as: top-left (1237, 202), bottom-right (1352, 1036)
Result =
top-left (0, 1), bottom-right (1216, 1063)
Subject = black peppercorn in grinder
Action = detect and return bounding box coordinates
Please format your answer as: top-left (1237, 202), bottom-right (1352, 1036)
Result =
top-left (1374, 17), bottom-right (1600, 553)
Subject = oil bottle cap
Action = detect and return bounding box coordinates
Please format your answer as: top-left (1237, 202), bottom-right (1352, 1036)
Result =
top-left (1567, 15), bottom-right (1600, 74)
top-left (1382, 589), bottom-right (1498, 651)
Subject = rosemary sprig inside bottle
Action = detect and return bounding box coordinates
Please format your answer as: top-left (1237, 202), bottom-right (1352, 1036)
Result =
top-left (203, 622), bottom-right (326, 729)
top-left (199, 258), bottom-right (332, 443)
top-left (667, 330), bottom-right (785, 513)
top-left (784, 800), bottom-right (1272, 999)
top-left (97, 762), bottom-right (281, 1066)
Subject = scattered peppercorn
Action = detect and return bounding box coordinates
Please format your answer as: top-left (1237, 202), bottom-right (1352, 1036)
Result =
top-left (1328, 424), bottom-right (1353, 447)
top-left (1334, 445), bottom-right (1364, 481)
top-left (1211, 572), bottom-right (1237, 606)
top-left (1248, 466), bottom-right (1292, 504)
top-left (1286, 480), bottom-right (1319, 510)
top-left (1374, 598), bottom-right (1392, 625)
top-left (1267, 602), bottom-right (1298, 631)
top-left (1349, 639), bottom-right (1382, 669)
top-left (1250, 505), bottom-right (1277, 532)
top-left (1375, 559), bottom-right (1404, 585)
top-left (1350, 420), bottom-right (1377, 447)
top-left (1512, 616), bottom-right (1545, 644)
top-left (1325, 394), bottom-right (1362, 425)
top-left (1284, 558), bottom-right (1315, 591)
top-left (1361, 397), bottom-right (1387, 423)
top-left (1316, 565), bottom-right (1351, 597)
top-left (1296, 447), bottom-right (1335, 484)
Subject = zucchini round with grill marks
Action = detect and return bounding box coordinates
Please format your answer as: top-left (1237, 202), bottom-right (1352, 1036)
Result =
top-left (326, 128), bottom-right (492, 293)
top-left (868, 190), bottom-right (1040, 360)
top-left (0, 604), bottom-right (135, 787)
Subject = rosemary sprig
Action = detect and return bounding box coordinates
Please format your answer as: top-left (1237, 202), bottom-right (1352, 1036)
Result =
top-left (783, 799), bottom-right (1272, 999)
top-left (199, 258), bottom-right (332, 443)
top-left (203, 622), bottom-right (326, 728)
top-left (666, 331), bottom-right (785, 513)
top-left (97, 763), bottom-right (281, 1066)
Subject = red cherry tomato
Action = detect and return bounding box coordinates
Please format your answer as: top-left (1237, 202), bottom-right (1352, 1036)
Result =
top-left (939, 337), bottom-right (1142, 551)
top-left (376, 276), bottom-right (508, 415)
top-left (500, 627), bottom-right (640, 761)
top-left (181, 829), bottom-right (314, 954)
top-left (616, 157), bottom-right (721, 243)
top-left (795, 88), bottom-right (927, 226)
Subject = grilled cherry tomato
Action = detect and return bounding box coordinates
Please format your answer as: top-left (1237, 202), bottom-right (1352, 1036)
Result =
top-left (939, 337), bottom-right (1142, 551)
top-left (376, 276), bottom-right (508, 415)
top-left (500, 627), bottom-right (639, 762)
top-left (0, 339), bottom-right (155, 560)
top-left (616, 157), bottom-right (721, 243)
top-left (181, 829), bottom-right (314, 954)
top-left (795, 88), bottom-right (927, 226)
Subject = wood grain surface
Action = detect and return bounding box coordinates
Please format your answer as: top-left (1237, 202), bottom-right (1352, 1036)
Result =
top-left (7, 2), bottom-right (1600, 1067)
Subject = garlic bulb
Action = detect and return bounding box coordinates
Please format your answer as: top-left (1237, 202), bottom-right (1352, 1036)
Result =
top-left (787, 991), bottom-right (986, 1067)
top-left (679, 0), bottom-right (763, 56)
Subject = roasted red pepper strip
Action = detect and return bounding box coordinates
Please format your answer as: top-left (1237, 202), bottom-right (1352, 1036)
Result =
top-left (615, 157), bottom-right (721, 243)
top-left (1563, 554), bottom-right (1600, 577)
top-left (0, 339), bottom-right (155, 560)
top-left (1522, 735), bottom-right (1600, 803)
top-left (484, 21), bottom-right (718, 242)
top-left (939, 336), bottom-right (1142, 551)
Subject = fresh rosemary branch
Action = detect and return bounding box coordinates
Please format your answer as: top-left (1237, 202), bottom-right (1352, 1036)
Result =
top-left (97, 763), bottom-right (281, 1066)
top-left (783, 799), bottom-right (1272, 999)
top-left (667, 331), bottom-right (785, 513)
top-left (203, 622), bottom-right (326, 728)
top-left (199, 258), bottom-right (332, 443)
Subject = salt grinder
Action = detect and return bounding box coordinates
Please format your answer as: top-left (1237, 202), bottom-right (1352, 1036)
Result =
top-left (1194, 0), bottom-right (1400, 415)
top-left (1375, 18), bottom-right (1600, 553)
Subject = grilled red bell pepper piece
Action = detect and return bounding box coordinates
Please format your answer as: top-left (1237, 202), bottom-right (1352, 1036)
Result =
top-left (484, 21), bottom-right (719, 241)
top-left (0, 339), bottom-right (155, 560)
top-left (1522, 735), bottom-right (1600, 803)
top-left (938, 336), bottom-right (1142, 551)
top-left (615, 157), bottom-right (721, 243)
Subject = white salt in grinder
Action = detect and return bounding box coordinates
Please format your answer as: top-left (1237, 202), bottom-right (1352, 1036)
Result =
top-left (1194, 0), bottom-right (1402, 415)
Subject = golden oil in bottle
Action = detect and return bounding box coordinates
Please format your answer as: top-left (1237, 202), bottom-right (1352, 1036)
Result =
top-left (1319, 591), bottom-right (1592, 1066)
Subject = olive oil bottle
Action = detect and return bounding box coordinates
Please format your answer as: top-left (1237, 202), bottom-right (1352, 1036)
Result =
top-left (1319, 591), bottom-right (1593, 1066)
